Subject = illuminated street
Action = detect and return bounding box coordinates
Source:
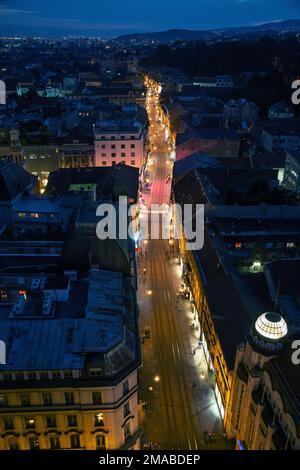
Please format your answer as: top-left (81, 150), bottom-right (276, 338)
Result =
top-left (138, 80), bottom-right (227, 450)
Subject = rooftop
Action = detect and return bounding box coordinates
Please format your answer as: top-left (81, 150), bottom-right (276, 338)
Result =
top-left (0, 269), bottom-right (138, 377)
top-left (0, 159), bottom-right (36, 201)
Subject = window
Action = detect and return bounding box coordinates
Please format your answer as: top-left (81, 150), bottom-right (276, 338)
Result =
top-left (120, 135), bottom-right (125, 140)
top-left (111, 153), bottom-right (116, 157)
top-left (49, 435), bottom-right (60, 449)
top-left (130, 136), bottom-right (135, 141)
top-left (24, 417), bottom-right (35, 429)
top-left (70, 434), bottom-right (80, 449)
top-left (124, 402), bottom-right (130, 418)
top-left (121, 144), bottom-right (126, 149)
top-left (90, 369), bottom-right (101, 377)
top-left (46, 416), bottom-right (56, 428)
top-left (96, 434), bottom-right (106, 450)
top-left (121, 153), bottom-right (125, 158)
top-left (131, 161), bottom-right (135, 166)
top-left (52, 371), bottom-right (60, 378)
top-left (122, 380), bottom-right (129, 396)
top-left (8, 437), bottom-right (19, 450)
top-left (101, 144), bottom-right (106, 149)
top-left (94, 413), bottom-right (104, 427)
top-left (92, 391), bottom-right (102, 405)
top-left (20, 393), bottom-right (31, 407)
top-left (124, 422), bottom-right (131, 441)
top-left (40, 372), bottom-right (48, 379)
top-left (30, 213), bottom-right (39, 219)
top-left (64, 392), bottom-right (75, 405)
top-left (130, 144), bottom-right (135, 148)
top-left (0, 395), bottom-right (8, 407)
top-left (3, 417), bottom-right (14, 430)
top-left (67, 415), bottom-right (77, 427)
top-left (101, 153), bottom-right (106, 157)
top-left (111, 144), bottom-right (116, 149)
top-left (131, 152), bottom-right (135, 157)
top-left (102, 161), bottom-right (107, 166)
top-left (18, 212), bottom-right (26, 218)
top-left (28, 436), bottom-right (40, 450)
top-left (112, 161), bottom-right (116, 166)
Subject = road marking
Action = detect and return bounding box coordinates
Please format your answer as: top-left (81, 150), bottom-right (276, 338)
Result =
top-left (176, 341), bottom-right (181, 360)
top-left (188, 434), bottom-right (192, 450)
top-left (193, 432), bottom-right (198, 450)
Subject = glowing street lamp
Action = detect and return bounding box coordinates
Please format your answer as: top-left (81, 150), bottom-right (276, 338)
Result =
top-left (147, 290), bottom-right (152, 296)
top-left (154, 375), bottom-right (160, 383)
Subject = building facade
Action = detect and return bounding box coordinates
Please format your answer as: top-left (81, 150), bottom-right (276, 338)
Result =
top-left (95, 123), bottom-right (147, 170)
top-left (0, 269), bottom-right (140, 450)
top-left (227, 312), bottom-right (300, 450)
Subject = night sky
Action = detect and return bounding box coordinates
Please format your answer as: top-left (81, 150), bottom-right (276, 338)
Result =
top-left (0, 0), bottom-right (300, 37)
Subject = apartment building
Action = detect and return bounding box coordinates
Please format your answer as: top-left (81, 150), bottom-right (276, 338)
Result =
top-left (94, 121), bottom-right (147, 170)
top-left (0, 269), bottom-right (140, 450)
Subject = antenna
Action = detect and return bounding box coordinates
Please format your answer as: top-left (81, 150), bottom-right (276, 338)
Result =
top-left (273, 276), bottom-right (281, 312)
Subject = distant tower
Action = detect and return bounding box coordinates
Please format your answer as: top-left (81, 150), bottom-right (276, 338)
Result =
top-left (10, 129), bottom-right (24, 166)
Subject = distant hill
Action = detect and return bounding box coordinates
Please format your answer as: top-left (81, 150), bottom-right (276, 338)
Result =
top-left (116, 20), bottom-right (300, 44)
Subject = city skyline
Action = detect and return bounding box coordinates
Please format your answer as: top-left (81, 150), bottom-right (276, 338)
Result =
top-left (0, 0), bottom-right (300, 37)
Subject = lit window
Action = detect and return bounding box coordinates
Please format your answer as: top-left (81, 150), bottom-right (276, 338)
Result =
top-left (24, 417), bottom-right (35, 429)
top-left (235, 242), bottom-right (242, 248)
top-left (94, 413), bottom-right (104, 427)
top-left (287, 242), bottom-right (295, 248)
top-left (0, 395), bottom-right (8, 407)
top-left (18, 212), bottom-right (26, 218)
top-left (30, 213), bottom-right (39, 219)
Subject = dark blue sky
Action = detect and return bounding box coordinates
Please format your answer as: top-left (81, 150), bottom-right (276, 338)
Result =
top-left (1, 0), bottom-right (300, 37)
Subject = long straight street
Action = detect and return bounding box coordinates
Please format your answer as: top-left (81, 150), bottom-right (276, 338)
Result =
top-left (137, 82), bottom-right (226, 450)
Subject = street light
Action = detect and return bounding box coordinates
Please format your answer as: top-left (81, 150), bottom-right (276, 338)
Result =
top-left (147, 290), bottom-right (152, 296)
top-left (154, 375), bottom-right (160, 383)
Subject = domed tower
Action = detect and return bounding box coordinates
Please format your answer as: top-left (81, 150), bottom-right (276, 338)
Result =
top-left (226, 312), bottom-right (288, 448)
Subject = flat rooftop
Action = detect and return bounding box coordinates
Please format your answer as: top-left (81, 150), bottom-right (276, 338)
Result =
top-left (0, 269), bottom-right (136, 373)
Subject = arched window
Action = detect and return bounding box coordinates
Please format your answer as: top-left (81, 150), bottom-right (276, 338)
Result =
top-left (7, 437), bottom-right (19, 450)
top-left (70, 433), bottom-right (80, 449)
top-left (49, 435), bottom-right (60, 449)
top-left (28, 436), bottom-right (40, 450)
top-left (96, 434), bottom-right (106, 450)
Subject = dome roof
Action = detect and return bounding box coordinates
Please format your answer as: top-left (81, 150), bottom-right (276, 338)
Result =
top-left (255, 312), bottom-right (288, 340)
top-left (0, 159), bottom-right (35, 201)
